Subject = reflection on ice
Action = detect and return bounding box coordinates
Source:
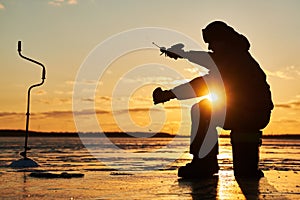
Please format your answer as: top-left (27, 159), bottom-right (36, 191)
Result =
top-left (0, 137), bottom-right (299, 172)
top-left (0, 137), bottom-right (299, 199)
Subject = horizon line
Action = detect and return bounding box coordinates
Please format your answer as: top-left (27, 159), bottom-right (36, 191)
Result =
top-left (0, 129), bottom-right (300, 138)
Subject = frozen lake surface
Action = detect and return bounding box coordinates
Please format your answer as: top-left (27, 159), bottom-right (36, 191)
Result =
top-left (0, 136), bottom-right (299, 199)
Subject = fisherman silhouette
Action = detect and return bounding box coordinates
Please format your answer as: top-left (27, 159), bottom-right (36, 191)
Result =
top-left (152, 21), bottom-right (273, 178)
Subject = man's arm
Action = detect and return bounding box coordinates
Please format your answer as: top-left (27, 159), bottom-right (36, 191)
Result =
top-left (171, 77), bottom-right (209, 100)
top-left (166, 44), bottom-right (216, 69)
top-left (152, 77), bottom-right (209, 104)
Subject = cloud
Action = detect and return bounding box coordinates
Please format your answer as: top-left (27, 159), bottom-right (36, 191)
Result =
top-left (265, 69), bottom-right (292, 79)
top-left (120, 76), bottom-right (174, 85)
top-left (48, 0), bottom-right (63, 6)
top-left (48, 0), bottom-right (78, 6)
top-left (113, 107), bottom-right (161, 115)
top-left (275, 100), bottom-right (300, 109)
top-left (54, 90), bottom-right (64, 95)
top-left (81, 98), bottom-right (94, 102)
top-left (34, 90), bottom-right (47, 95)
top-left (38, 106), bottom-right (181, 118)
top-left (113, 105), bottom-right (185, 115)
top-left (0, 108), bottom-right (111, 120)
top-left (65, 80), bottom-right (75, 85)
top-left (265, 65), bottom-right (300, 80)
top-left (35, 97), bottom-right (72, 105)
top-left (67, 0), bottom-right (78, 5)
top-left (0, 112), bottom-right (23, 118)
top-left (169, 79), bottom-right (192, 85)
top-left (129, 96), bottom-right (152, 103)
top-left (81, 96), bottom-right (113, 107)
top-left (0, 3), bottom-right (5, 10)
top-left (164, 105), bottom-right (186, 110)
top-left (184, 66), bottom-right (209, 76)
top-left (272, 118), bottom-right (299, 124)
top-left (40, 109), bottom-right (109, 118)
top-left (68, 79), bottom-right (99, 86)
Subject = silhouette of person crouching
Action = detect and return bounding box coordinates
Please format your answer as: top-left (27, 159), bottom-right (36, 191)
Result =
top-left (152, 21), bottom-right (273, 179)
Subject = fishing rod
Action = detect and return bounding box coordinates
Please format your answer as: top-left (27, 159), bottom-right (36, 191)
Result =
top-left (152, 42), bottom-right (183, 59)
top-left (152, 42), bottom-right (168, 56)
top-left (17, 41), bottom-right (46, 159)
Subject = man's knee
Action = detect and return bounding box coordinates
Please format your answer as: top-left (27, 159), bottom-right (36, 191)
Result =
top-left (230, 130), bottom-right (262, 145)
top-left (191, 99), bottom-right (211, 114)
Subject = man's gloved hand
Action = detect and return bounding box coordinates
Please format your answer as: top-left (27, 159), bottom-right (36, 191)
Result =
top-left (152, 87), bottom-right (176, 104)
top-left (159, 43), bottom-right (184, 60)
top-left (164, 43), bottom-right (184, 60)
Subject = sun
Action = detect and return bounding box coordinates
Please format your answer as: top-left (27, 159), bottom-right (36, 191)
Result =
top-left (205, 92), bottom-right (219, 103)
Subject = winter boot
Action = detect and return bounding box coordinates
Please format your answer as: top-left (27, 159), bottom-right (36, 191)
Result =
top-left (178, 143), bottom-right (219, 179)
top-left (178, 155), bottom-right (219, 179)
top-left (231, 130), bottom-right (264, 179)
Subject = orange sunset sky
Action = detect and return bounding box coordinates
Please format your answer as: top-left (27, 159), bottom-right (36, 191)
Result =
top-left (1, 1), bottom-right (300, 135)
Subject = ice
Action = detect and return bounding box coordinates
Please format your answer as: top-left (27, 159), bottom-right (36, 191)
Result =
top-left (0, 136), bottom-right (299, 199)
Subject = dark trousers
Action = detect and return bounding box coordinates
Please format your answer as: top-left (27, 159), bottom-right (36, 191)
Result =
top-left (190, 99), bottom-right (271, 174)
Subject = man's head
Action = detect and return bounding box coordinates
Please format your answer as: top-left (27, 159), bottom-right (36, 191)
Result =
top-left (202, 21), bottom-right (233, 44)
top-left (202, 21), bottom-right (250, 52)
